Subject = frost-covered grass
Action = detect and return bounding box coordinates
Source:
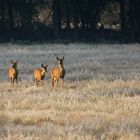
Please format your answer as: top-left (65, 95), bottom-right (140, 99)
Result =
top-left (0, 43), bottom-right (140, 140)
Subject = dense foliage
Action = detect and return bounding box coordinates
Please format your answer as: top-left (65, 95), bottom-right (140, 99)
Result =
top-left (0, 0), bottom-right (140, 41)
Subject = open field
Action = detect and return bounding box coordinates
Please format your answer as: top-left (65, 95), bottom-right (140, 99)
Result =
top-left (0, 43), bottom-right (140, 140)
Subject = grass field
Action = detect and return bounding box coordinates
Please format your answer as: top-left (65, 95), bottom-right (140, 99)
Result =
top-left (0, 43), bottom-right (140, 140)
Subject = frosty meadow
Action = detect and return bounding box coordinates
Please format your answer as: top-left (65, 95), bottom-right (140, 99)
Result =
top-left (0, 43), bottom-right (140, 140)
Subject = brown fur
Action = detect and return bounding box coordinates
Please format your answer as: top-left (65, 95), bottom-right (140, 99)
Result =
top-left (50, 56), bottom-right (65, 88)
top-left (8, 60), bottom-right (18, 84)
top-left (34, 64), bottom-right (48, 86)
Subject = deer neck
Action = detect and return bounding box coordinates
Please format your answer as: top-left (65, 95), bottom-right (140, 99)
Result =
top-left (12, 66), bottom-right (17, 70)
top-left (41, 68), bottom-right (46, 79)
top-left (58, 64), bottom-right (63, 69)
top-left (58, 63), bottom-right (63, 71)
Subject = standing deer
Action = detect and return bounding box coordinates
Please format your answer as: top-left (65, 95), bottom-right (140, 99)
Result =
top-left (9, 60), bottom-right (19, 84)
top-left (34, 64), bottom-right (48, 86)
top-left (50, 56), bottom-right (65, 88)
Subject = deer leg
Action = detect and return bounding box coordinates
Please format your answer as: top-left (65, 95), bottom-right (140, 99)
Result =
top-left (61, 78), bottom-right (64, 88)
top-left (36, 79), bottom-right (39, 87)
top-left (15, 78), bottom-right (18, 84)
top-left (52, 78), bottom-right (57, 88)
top-left (57, 79), bottom-right (59, 87)
top-left (10, 77), bottom-right (12, 83)
top-left (52, 78), bottom-right (54, 88)
top-left (35, 79), bottom-right (37, 85)
top-left (12, 78), bottom-right (14, 84)
top-left (41, 80), bottom-right (44, 85)
top-left (36, 83), bottom-right (38, 87)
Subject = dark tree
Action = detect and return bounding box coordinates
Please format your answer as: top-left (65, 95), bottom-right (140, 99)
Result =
top-left (7, 0), bottom-right (14, 30)
top-left (65, 0), bottom-right (70, 30)
top-left (120, 0), bottom-right (125, 31)
top-left (0, 0), bottom-right (5, 30)
top-left (53, 0), bottom-right (61, 37)
top-left (0, 0), bottom-right (140, 41)
top-left (73, 0), bottom-right (80, 30)
top-left (79, 0), bottom-right (86, 30)
top-left (27, 0), bottom-right (33, 30)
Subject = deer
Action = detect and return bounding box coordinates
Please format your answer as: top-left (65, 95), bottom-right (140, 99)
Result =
top-left (50, 56), bottom-right (65, 88)
top-left (8, 60), bottom-right (19, 84)
top-left (34, 64), bottom-right (48, 86)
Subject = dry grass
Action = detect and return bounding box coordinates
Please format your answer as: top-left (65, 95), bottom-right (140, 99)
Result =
top-left (0, 43), bottom-right (140, 140)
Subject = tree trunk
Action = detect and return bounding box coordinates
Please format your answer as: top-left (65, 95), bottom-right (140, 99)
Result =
top-left (73, 0), bottom-right (79, 31)
top-left (7, 0), bottom-right (14, 30)
top-left (80, 0), bottom-right (86, 30)
top-left (65, 0), bottom-right (70, 30)
top-left (120, 0), bottom-right (125, 32)
top-left (27, 0), bottom-right (33, 31)
top-left (53, 0), bottom-right (61, 38)
top-left (1, 0), bottom-right (5, 30)
top-left (129, 0), bottom-right (135, 40)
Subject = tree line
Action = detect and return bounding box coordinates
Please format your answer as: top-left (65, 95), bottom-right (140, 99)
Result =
top-left (0, 0), bottom-right (140, 41)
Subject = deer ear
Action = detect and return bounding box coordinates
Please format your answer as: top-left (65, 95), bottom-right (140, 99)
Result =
top-left (56, 57), bottom-right (59, 60)
top-left (41, 64), bottom-right (44, 67)
top-left (10, 60), bottom-right (13, 64)
top-left (62, 56), bottom-right (64, 60)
